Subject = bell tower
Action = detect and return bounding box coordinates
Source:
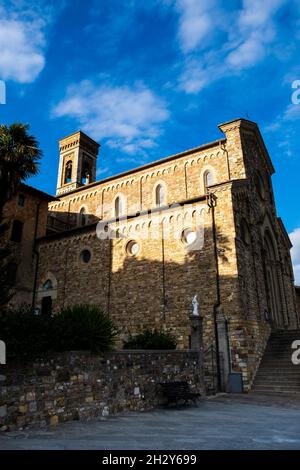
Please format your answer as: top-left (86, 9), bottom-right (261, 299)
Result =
top-left (56, 131), bottom-right (100, 196)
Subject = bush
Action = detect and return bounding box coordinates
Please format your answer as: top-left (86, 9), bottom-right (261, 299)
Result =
top-left (0, 305), bottom-right (52, 360)
top-left (0, 304), bottom-right (117, 361)
top-left (53, 304), bottom-right (118, 353)
top-left (123, 329), bottom-right (176, 350)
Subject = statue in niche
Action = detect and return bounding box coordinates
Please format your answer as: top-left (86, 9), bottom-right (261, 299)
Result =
top-left (192, 295), bottom-right (199, 317)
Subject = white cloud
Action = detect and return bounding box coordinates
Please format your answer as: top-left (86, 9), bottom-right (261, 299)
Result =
top-left (283, 103), bottom-right (300, 121)
top-left (0, 1), bottom-right (53, 83)
top-left (226, 0), bottom-right (284, 70)
top-left (263, 99), bottom-right (300, 138)
top-left (238, 0), bottom-right (284, 29)
top-left (52, 80), bottom-right (170, 154)
top-left (178, 59), bottom-right (220, 94)
top-left (176, 0), bottom-right (288, 93)
top-left (96, 167), bottom-right (110, 178)
top-left (175, 0), bottom-right (216, 53)
top-left (290, 228), bottom-right (300, 284)
top-left (226, 32), bottom-right (267, 70)
top-left (0, 18), bottom-right (45, 83)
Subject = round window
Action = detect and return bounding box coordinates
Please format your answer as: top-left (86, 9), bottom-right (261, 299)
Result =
top-left (126, 240), bottom-right (140, 256)
top-left (182, 229), bottom-right (197, 246)
top-left (81, 249), bottom-right (91, 263)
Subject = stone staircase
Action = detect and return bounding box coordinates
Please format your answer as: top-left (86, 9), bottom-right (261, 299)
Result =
top-left (252, 330), bottom-right (300, 395)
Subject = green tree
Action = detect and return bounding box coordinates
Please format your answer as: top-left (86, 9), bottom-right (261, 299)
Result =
top-left (0, 123), bottom-right (42, 308)
top-left (0, 123), bottom-right (42, 219)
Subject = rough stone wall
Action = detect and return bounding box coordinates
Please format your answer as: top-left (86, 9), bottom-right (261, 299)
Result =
top-left (48, 140), bottom-right (228, 226)
top-left (1, 188), bottom-right (49, 307)
top-left (36, 230), bottom-right (111, 313)
top-left (0, 350), bottom-right (203, 431)
top-left (296, 287), bottom-right (300, 318)
top-left (38, 200), bottom-right (214, 350)
top-left (224, 121), bottom-right (298, 388)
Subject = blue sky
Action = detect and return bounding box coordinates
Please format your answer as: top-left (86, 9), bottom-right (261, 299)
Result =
top-left (0, 0), bottom-right (300, 281)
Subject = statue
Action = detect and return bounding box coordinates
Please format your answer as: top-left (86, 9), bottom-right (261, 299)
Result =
top-left (192, 295), bottom-right (199, 317)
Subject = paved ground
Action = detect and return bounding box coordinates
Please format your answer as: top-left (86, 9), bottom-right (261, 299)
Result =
top-left (1, 393), bottom-right (300, 450)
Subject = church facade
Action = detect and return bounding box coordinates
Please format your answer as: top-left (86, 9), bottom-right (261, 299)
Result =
top-left (32, 118), bottom-right (298, 391)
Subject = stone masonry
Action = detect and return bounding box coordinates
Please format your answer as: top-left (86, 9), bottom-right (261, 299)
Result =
top-left (32, 119), bottom-right (299, 393)
top-left (0, 350), bottom-right (203, 431)
top-left (2, 118), bottom-right (297, 394)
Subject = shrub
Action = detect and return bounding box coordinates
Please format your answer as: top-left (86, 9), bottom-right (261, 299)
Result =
top-left (0, 305), bottom-right (52, 360)
top-left (123, 329), bottom-right (176, 350)
top-left (53, 304), bottom-right (118, 353)
top-left (0, 304), bottom-right (117, 361)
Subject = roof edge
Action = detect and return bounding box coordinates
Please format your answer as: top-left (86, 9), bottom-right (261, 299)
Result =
top-left (54, 137), bottom-right (226, 199)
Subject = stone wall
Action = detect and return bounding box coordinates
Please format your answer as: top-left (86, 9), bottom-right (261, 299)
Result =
top-left (1, 185), bottom-right (52, 307)
top-left (296, 287), bottom-right (300, 318)
top-left (48, 137), bottom-right (226, 225)
top-left (31, 119), bottom-right (299, 394)
top-left (0, 350), bottom-right (203, 432)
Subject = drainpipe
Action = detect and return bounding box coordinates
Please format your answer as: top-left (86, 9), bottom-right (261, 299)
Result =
top-left (62, 244), bottom-right (70, 309)
top-left (107, 237), bottom-right (112, 315)
top-left (207, 192), bottom-right (222, 392)
top-left (220, 142), bottom-right (231, 181)
top-left (31, 201), bottom-right (42, 311)
top-left (161, 220), bottom-right (166, 323)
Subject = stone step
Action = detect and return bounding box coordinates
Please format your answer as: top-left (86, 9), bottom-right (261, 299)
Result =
top-left (254, 379), bottom-right (300, 385)
top-left (270, 330), bottom-right (300, 334)
top-left (255, 372), bottom-right (300, 378)
top-left (251, 389), bottom-right (300, 396)
top-left (253, 385), bottom-right (300, 392)
top-left (251, 330), bottom-right (300, 393)
top-left (258, 359), bottom-right (298, 364)
top-left (255, 372), bottom-right (300, 379)
top-left (264, 355), bottom-right (297, 359)
top-left (258, 366), bottom-right (296, 371)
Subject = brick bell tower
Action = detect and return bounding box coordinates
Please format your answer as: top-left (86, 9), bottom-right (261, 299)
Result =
top-left (56, 131), bottom-right (100, 196)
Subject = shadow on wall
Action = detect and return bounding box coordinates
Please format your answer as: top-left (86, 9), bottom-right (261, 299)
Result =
top-left (46, 210), bottom-right (99, 235)
top-left (36, 221), bottom-right (279, 391)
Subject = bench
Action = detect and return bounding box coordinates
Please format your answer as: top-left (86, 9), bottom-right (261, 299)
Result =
top-left (159, 381), bottom-right (201, 406)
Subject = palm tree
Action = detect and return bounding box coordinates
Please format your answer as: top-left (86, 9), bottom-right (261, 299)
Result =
top-left (0, 123), bottom-right (42, 309)
top-left (0, 123), bottom-right (42, 219)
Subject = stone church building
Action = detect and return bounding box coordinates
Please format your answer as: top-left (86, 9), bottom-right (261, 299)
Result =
top-left (3, 118), bottom-right (299, 392)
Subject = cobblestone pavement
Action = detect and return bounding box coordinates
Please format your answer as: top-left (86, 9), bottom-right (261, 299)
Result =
top-left (1, 393), bottom-right (300, 450)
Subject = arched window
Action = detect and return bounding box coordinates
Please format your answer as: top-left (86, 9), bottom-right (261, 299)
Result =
top-left (263, 229), bottom-right (282, 327)
top-left (80, 249), bottom-right (91, 263)
top-left (79, 207), bottom-right (87, 226)
top-left (82, 164), bottom-right (90, 185)
top-left (64, 161), bottom-right (72, 184)
top-left (18, 194), bottom-right (25, 207)
top-left (241, 219), bottom-right (251, 246)
top-left (255, 171), bottom-right (265, 200)
top-left (11, 220), bottom-right (23, 243)
top-left (265, 230), bottom-right (276, 261)
top-left (155, 184), bottom-right (165, 206)
top-left (115, 196), bottom-right (125, 219)
top-left (6, 262), bottom-right (17, 286)
top-left (43, 279), bottom-right (53, 291)
top-left (204, 171), bottom-right (214, 191)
